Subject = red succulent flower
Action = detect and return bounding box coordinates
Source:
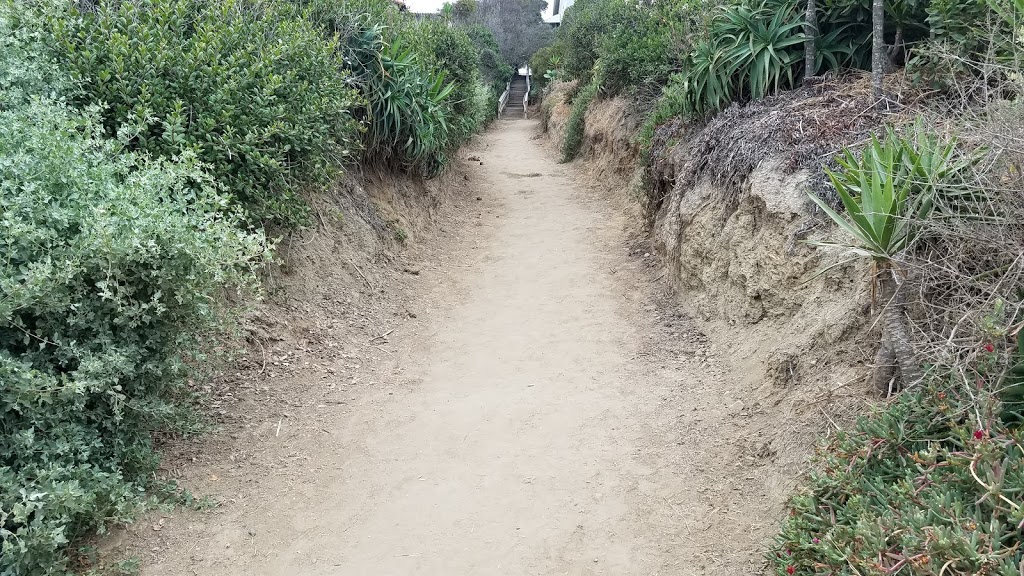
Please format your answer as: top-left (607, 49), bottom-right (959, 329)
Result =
top-left (786, 566), bottom-right (795, 575)
top-left (974, 430), bottom-right (985, 440)
top-left (984, 343), bottom-right (995, 353)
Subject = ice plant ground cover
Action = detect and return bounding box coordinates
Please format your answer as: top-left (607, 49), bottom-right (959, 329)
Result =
top-left (772, 336), bottom-right (1024, 575)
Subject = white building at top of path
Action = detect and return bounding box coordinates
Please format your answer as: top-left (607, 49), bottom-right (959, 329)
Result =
top-left (543, 0), bottom-right (574, 25)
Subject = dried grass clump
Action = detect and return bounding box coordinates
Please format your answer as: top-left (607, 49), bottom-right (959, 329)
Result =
top-left (904, 102), bottom-right (1024, 377)
top-left (646, 73), bottom-right (926, 217)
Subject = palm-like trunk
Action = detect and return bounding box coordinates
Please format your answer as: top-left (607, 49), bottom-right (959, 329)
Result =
top-left (871, 263), bottom-right (922, 394)
top-left (871, 0), bottom-right (885, 105)
top-left (804, 0), bottom-right (818, 82)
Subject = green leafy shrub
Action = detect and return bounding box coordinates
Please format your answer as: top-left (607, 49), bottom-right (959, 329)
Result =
top-left (0, 0), bottom-right (62, 106)
top-left (0, 97), bottom-right (266, 575)
top-left (529, 42), bottom-right (563, 90)
top-left (561, 77), bottom-right (600, 163)
top-left (637, 72), bottom-right (694, 155)
top-left (465, 23), bottom-right (514, 91)
top-left (48, 0), bottom-right (363, 228)
top-left (557, 0), bottom-right (624, 83)
top-left (471, 79), bottom-right (498, 127)
top-left (594, 0), bottom-right (705, 96)
top-left (556, 0), bottom-right (704, 94)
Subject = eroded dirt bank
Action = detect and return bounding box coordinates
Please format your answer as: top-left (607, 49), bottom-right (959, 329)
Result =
top-left (107, 118), bottom-right (807, 575)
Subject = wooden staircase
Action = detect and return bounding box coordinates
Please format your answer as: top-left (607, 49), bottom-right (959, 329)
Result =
top-left (501, 75), bottom-right (529, 119)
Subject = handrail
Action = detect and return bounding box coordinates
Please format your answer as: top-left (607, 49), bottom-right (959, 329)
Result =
top-left (523, 74), bottom-right (530, 119)
top-left (497, 81), bottom-right (511, 117)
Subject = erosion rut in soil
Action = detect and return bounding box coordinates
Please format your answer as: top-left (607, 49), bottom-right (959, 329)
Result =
top-left (130, 119), bottom-right (786, 575)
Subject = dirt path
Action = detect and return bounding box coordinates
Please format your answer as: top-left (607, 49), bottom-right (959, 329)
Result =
top-left (133, 119), bottom-right (782, 575)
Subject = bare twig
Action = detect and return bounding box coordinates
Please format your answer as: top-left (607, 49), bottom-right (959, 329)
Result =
top-left (368, 328), bottom-right (395, 342)
top-left (349, 259), bottom-right (374, 291)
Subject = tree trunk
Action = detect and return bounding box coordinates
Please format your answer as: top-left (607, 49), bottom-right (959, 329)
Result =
top-left (871, 264), bottom-right (922, 394)
top-left (871, 0), bottom-right (885, 106)
top-left (804, 0), bottom-right (818, 82)
top-left (891, 27), bottom-right (905, 67)
top-left (872, 341), bottom-right (898, 395)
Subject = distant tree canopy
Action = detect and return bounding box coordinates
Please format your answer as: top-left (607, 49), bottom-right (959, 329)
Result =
top-left (470, 0), bottom-right (554, 67)
top-left (451, 0), bottom-right (477, 21)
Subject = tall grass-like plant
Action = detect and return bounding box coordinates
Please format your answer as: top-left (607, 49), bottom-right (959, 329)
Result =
top-left (673, 0), bottom-right (805, 120)
top-left (341, 19), bottom-right (457, 173)
top-left (560, 77), bottom-right (600, 162)
top-left (681, 41), bottom-right (736, 118)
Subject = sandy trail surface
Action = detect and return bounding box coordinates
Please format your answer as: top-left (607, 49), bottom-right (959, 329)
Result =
top-left (135, 119), bottom-right (781, 576)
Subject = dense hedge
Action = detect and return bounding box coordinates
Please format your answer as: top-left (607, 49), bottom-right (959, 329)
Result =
top-left (46, 0), bottom-right (493, 226)
top-left (49, 0), bottom-right (363, 228)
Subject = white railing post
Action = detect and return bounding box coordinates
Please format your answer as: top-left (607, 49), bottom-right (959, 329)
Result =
top-left (498, 81), bottom-right (511, 117)
top-left (524, 74), bottom-right (530, 119)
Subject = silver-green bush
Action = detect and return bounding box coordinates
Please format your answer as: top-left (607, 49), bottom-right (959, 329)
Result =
top-left (1, 12), bottom-right (267, 568)
top-left (0, 95), bottom-right (267, 576)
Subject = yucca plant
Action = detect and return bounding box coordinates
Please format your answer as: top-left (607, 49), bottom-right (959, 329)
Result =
top-left (681, 39), bottom-right (735, 118)
top-left (809, 127), bottom-right (982, 392)
top-left (347, 29), bottom-right (454, 172)
top-left (717, 0), bottom-right (806, 100)
top-left (808, 129), bottom-right (935, 393)
top-left (810, 132), bottom-right (920, 261)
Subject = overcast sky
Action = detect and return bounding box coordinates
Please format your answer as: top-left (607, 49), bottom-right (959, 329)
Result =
top-left (404, 0), bottom-right (553, 16)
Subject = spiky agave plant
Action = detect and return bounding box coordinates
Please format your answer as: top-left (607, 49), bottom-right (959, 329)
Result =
top-left (808, 127), bottom-right (974, 393)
